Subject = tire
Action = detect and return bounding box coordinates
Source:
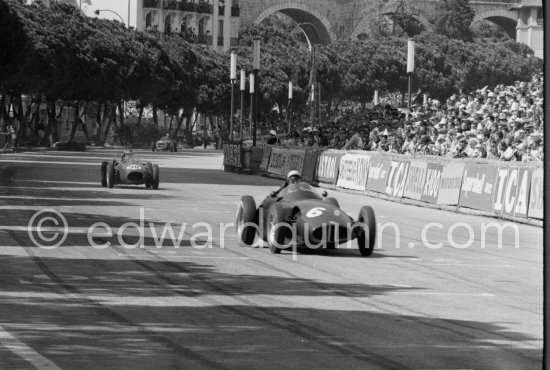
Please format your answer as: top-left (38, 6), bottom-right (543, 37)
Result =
top-left (100, 161), bottom-right (107, 187)
top-left (267, 204), bottom-right (291, 254)
top-left (145, 162), bottom-right (153, 189)
top-left (325, 197), bottom-right (340, 209)
top-left (152, 164), bottom-right (160, 190)
top-left (357, 206), bottom-right (376, 256)
top-left (106, 161), bottom-right (115, 189)
top-left (235, 196), bottom-right (258, 247)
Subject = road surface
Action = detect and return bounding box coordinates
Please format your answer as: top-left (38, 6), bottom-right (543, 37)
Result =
top-left (0, 148), bottom-right (543, 369)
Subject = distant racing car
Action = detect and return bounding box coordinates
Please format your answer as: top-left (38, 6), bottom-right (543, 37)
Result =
top-left (100, 151), bottom-right (160, 189)
top-left (235, 183), bottom-right (376, 256)
top-left (152, 135), bottom-right (178, 152)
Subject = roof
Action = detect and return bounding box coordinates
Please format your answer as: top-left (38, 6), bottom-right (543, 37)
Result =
top-left (509, 0), bottom-right (543, 11)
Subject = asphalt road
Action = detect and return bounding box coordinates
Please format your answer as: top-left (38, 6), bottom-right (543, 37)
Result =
top-left (0, 148), bottom-right (543, 369)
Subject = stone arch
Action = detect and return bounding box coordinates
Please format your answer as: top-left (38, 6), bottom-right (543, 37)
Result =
top-left (473, 9), bottom-right (517, 39)
top-left (254, 2), bottom-right (337, 45)
top-left (351, 13), bottom-right (433, 39)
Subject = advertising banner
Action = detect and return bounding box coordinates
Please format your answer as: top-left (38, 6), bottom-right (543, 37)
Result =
top-left (403, 160), bottom-right (428, 200)
top-left (366, 156), bottom-right (391, 194)
top-left (420, 162), bottom-right (444, 204)
top-left (493, 167), bottom-right (532, 217)
top-left (528, 168), bottom-right (543, 219)
top-left (302, 149), bottom-right (320, 182)
top-left (385, 159), bottom-right (410, 198)
top-left (223, 144), bottom-right (241, 168)
top-left (259, 146), bottom-right (272, 171)
top-left (336, 153), bottom-right (371, 190)
top-left (458, 163), bottom-right (498, 212)
top-left (315, 151), bottom-right (344, 184)
top-left (268, 148), bottom-right (306, 177)
top-left (437, 162), bottom-right (465, 205)
top-left (267, 147), bottom-right (286, 176)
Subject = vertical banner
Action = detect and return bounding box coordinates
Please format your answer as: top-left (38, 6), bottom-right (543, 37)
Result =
top-left (283, 149), bottom-right (306, 175)
top-left (259, 146), bottom-right (272, 171)
top-left (366, 156), bottom-right (391, 193)
top-left (420, 162), bottom-right (444, 204)
top-left (528, 168), bottom-right (543, 219)
top-left (385, 159), bottom-right (410, 198)
top-left (403, 160), bottom-right (428, 200)
top-left (267, 147), bottom-right (287, 176)
top-left (315, 151), bottom-right (344, 184)
top-left (493, 167), bottom-right (532, 217)
top-left (336, 153), bottom-right (371, 190)
top-left (223, 144), bottom-right (242, 168)
top-left (437, 162), bottom-right (465, 205)
top-left (301, 149), bottom-right (320, 182)
top-left (458, 163), bottom-right (498, 212)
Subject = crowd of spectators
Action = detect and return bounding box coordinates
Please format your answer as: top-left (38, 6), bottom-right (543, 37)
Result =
top-left (272, 75), bottom-right (543, 162)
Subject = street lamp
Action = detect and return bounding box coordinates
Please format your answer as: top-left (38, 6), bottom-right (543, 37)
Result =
top-left (229, 51), bottom-right (237, 143)
top-left (239, 69), bottom-right (246, 144)
top-left (251, 38), bottom-right (260, 147)
top-left (287, 81), bottom-right (293, 134)
top-left (94, 9), bottom-right (126, 26)
top-left (407, 38), bottom-right (415, 110)
top-left (248, 72), bottom-right (254, 145)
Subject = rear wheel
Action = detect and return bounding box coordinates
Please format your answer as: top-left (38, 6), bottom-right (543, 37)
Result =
top-left (357, 206), bottom-right (376, 256)
top-left (235, 196), bottom-right (258, 247)
top-left (152, 164), bottom-right (160, 190)
top-left (100, 161), bottom-right (107, 187)
top-left (106, 161), bottom-right (115, 189)
top-left (267, 204), bottom-right (291, 254)
top-left (145, 162), bottom-right (153, 189)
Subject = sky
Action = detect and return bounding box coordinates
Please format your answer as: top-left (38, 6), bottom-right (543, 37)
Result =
top-left (81, 0), bottom-right (137, 28)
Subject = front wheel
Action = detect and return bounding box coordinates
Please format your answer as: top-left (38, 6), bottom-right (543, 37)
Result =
top-left (106, 161), bottom-right (115, 189)
top-left (235, 196), bottom-right (258, 247)
top-left (357, 206), bottom-right (376, 256)
top-left (100, 161), bottom-right (107, 187)
top-left (145, 162), bottom-right (153, 189)
top-left (152, 164), bottom-right (160, 190)
top-left (267, 204), bottom-right (292, 254)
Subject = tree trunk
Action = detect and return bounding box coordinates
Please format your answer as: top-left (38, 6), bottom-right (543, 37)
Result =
top-left (152, 106), bottom-right (158, 125)
top-left (69, 101), bottom-right (79, 142)
top-left (136, 105), bottom-right (144, 127)
top-left (94, 103), bottom-right (103, 143)
top-left (168, 115), bottom-right (174, 136)
top-left (41, 98), bottom-right (57, 146)
top-left (117, 101), bottom-right (124, 145)
top-left (102, 103), bottom-right (117, 145)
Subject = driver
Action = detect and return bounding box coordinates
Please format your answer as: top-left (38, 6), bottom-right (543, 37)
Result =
top-left (121, 149), bottom-right (134, 162)
top-left (270, 170), bottom-right (301, 197)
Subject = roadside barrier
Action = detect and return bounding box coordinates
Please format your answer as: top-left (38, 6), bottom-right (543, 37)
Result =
top-left (223, 145), bottom-right (543, 223)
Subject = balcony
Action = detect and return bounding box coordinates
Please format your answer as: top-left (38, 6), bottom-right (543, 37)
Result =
top-left (163, 0), bottom-right (179, 10)
top-left (144, 0), bottom-right (160, 8)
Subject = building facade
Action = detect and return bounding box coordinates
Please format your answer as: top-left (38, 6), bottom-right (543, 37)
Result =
top-left (136, 0), bottom-right (240, 50)
top-left (510, 0), bottom-right (543, 58)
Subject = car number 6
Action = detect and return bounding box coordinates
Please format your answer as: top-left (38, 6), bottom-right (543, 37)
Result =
top-left (306, 207), bottom-right (326, 218)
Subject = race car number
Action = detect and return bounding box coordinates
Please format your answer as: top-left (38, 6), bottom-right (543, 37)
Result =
top-left (126, 164), bottom-right (142, 170)
top-left (306, 207), bottom-right (326, 218)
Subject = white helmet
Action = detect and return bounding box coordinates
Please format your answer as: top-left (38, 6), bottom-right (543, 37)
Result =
top-left (287, 170), bottom-right (301, 179)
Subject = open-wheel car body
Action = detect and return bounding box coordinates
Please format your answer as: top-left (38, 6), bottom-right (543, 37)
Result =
top-left (100, 155), bottom-right (160, 190)
top-left (235, 183), bottom-right (376, 256)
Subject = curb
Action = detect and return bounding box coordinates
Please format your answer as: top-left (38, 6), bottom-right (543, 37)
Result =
top-left (259, 172), bottom-right (542, 228)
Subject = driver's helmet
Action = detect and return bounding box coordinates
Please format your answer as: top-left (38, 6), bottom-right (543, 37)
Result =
top-left (287, 170), bottom-right (301, 183)
top-left (122, 149), bottom-right (134, 160)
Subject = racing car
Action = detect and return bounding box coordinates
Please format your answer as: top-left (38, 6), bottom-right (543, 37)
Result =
top-left (152, 135), bottom-right (178, 152)
top-left (235, 182), bottom-right (376, 256)
top-left (100, 151), bottom-right (160, 189)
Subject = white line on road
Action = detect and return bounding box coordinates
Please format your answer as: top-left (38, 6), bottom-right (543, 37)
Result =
top-left (0, 325), bottom-right (61, 369)
top-left (116, 253), bottom-right (252, 260)
top-left (392, 292), bottom-right (495, 297)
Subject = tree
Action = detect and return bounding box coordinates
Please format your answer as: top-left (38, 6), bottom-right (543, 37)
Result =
top-left (433, 0), bottom-right (475, 41)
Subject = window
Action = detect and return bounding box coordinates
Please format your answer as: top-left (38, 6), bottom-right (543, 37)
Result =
top-left (537, 8), bottom-right (543, 25)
